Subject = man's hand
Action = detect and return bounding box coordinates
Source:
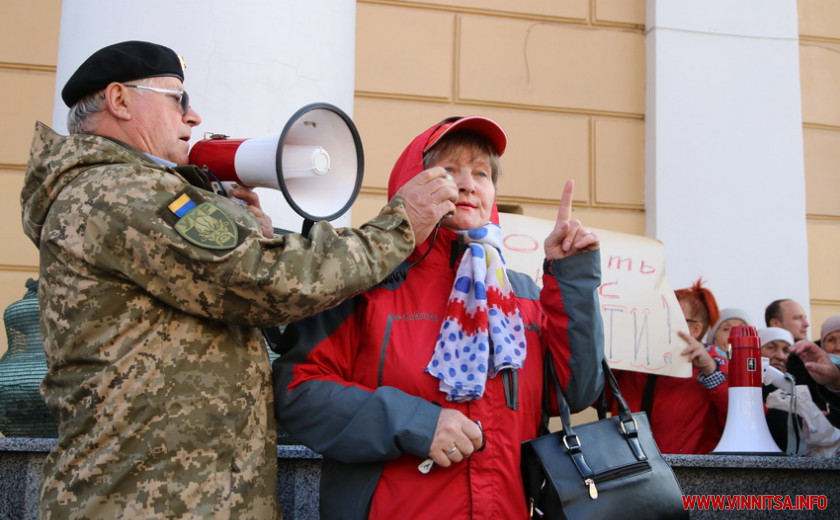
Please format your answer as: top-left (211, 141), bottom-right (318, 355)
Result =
top-left (544, 179), bottom-right (599, 260)
top-left (232, 186), bottom-right (274, 239)
top-left (394, 168), bottom-right (457, 244)
top-left (791, 340), bottom-right (840, 392)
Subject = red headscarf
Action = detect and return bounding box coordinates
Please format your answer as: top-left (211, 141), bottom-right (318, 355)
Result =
top-left (386, 116), bottom-right (507, 232)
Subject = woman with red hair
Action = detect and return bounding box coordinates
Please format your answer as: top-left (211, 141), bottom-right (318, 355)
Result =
top-left (613, 278), bottom-right (729, 454)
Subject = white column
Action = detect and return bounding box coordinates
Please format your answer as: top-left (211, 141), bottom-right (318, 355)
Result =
top-left (52, 0), bottom-right (358, 231)
top-left (646, 0), bottom-right (810, 330)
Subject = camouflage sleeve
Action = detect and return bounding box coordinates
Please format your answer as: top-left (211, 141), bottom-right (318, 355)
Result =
top-left (54, 165), bottom-right (415, 326)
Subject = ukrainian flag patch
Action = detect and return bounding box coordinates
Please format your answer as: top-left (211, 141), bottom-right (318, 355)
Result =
top-left (169, 193), bottom-right (197, 218)
top-left (169, 192), bottom-right (238, 250)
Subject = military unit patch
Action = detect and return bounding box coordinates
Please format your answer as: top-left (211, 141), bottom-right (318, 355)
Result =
top-left (170, 193), bottom-right (238, 250)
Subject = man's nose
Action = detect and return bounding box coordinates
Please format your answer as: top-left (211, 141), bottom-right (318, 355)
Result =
top-left (185, 107), bottom-right (202, 126)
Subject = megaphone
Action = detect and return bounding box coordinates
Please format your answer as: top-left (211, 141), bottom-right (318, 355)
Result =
top-left (188, 103), bottom-right (364, 233)
top-left (762, 357), bottom-right (794, 394)
top-left (712, 325), bottom-right (782, 455)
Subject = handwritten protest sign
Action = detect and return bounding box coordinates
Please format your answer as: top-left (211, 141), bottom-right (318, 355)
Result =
top-left (498, 213), bottom-right (692, 378)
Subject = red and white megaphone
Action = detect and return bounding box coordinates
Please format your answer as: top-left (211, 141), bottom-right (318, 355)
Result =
top-left (712, 325), bottom-right (782, 455)
top-left (188, 103), bottom-right (363, 233)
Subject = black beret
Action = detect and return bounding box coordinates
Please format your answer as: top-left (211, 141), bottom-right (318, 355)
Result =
top-left (61, 40), bottom-right (185, 107)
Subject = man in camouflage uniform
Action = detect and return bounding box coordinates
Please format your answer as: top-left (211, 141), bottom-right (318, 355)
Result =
top-left (20, 41), bottom-right (457, 519)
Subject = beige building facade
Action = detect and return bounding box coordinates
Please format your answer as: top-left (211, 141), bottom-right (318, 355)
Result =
top-left (0, 0), bottom-right (838, 355)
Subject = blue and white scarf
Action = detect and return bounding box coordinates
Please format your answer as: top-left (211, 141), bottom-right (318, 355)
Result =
top-left (426, 224), bottom-right (527, 401)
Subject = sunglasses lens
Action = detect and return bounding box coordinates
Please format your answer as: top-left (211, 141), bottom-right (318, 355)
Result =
top-left (181, 91), bottom-right (189, 114)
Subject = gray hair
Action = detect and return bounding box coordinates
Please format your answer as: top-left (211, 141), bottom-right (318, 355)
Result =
top-left (66, 78), bottom-right (155, 134)
top-left (422, 131), bottom-right (502, 186)
top-left (66, 91), bottom-right (106, 134)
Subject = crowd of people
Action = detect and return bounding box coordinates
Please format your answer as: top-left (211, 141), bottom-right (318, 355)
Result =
top-left (613, 290), bottom-right (840, 458)
top-left (17, 39), bottom-right (840, 519)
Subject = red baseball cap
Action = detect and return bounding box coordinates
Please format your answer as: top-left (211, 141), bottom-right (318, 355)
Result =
top-left (422, 116), bottom-right (507, 156)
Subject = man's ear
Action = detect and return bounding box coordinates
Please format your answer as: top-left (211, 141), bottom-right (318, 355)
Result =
top-left (769, 317), bottom-right (782, 328)
top-left (102, 82), bottom-right (132, 121)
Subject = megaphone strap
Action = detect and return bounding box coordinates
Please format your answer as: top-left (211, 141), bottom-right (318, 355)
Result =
top-left (173, 164), bottom-right (213, 191)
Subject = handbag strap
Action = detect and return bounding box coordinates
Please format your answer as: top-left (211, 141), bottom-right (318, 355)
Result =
top-left (547, 356), bottom-right (638, 431)
top-left (784, 375), bottom-right (805, 456)
top-left (641, 374), bottom-right (658, 422)
top-left (542, 356), bottom-right (649, 477)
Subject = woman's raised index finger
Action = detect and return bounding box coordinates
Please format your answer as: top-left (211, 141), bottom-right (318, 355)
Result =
top-left (556, 179), bottom-right (574, 223)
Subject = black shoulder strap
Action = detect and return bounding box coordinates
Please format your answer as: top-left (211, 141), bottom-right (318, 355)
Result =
top-left (173, 164), bottom-right (213, 191)
top-left (641, 374), bottom-right (658, 422)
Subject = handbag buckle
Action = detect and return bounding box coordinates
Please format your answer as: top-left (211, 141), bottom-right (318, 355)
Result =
top-left (529, 497), bottom-right (545, 518)
top-left (562, 434), bottom-right (581, 452)
top-left (620, 416), bottom-right (639, 437)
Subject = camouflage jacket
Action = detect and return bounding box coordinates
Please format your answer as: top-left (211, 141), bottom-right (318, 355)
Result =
top-left (20, 122), bottom-right (415, 520)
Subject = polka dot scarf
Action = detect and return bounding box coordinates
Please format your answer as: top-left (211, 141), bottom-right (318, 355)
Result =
top-left (426, 223), bottom-right (527, 402)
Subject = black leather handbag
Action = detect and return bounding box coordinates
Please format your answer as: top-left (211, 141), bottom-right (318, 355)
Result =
top-left (521, 358), bottom-right (688, 519)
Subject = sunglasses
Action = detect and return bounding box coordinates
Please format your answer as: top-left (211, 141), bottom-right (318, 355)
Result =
top-left (122, 84), bottom-right (190, 115)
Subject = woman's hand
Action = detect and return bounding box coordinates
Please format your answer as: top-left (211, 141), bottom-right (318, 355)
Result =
top-left (544, 179), bottom-right (599, 260)
top-left (678, 331), bottom-right (717, 376)
top-left (428, 408), bottom-right (483, 467)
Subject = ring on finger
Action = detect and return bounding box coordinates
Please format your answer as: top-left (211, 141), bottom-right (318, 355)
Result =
top-left (446, 446), bottom-right (458, 455)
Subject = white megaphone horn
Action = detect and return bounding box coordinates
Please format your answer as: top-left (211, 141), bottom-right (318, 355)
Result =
top-left (188, 103), bottom-right (364, 234)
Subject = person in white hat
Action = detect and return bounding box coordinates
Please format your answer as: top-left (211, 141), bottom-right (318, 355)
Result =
top-left (759, 327), bottom-right (795, 374)
top-left (787, 315), bottom-right (840, 430)
top-left (760, 327), bottom-right (840, 456)
top-left (706, 307), bottom-right (754, 357)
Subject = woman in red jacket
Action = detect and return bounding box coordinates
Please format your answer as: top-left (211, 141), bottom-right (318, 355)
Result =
top-left (613, 279), bottom-right (729, 454)
top-left (273, 116), bottom-right (604, 519)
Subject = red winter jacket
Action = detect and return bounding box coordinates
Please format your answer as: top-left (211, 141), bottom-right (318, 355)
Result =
top-left (273, 121), bottom-right (604, 519)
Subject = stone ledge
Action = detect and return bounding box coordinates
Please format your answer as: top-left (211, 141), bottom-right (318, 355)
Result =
top-left (3, 438), bottom-right (839, 519)
top-left (0, 437), bottom-right (322, 520)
